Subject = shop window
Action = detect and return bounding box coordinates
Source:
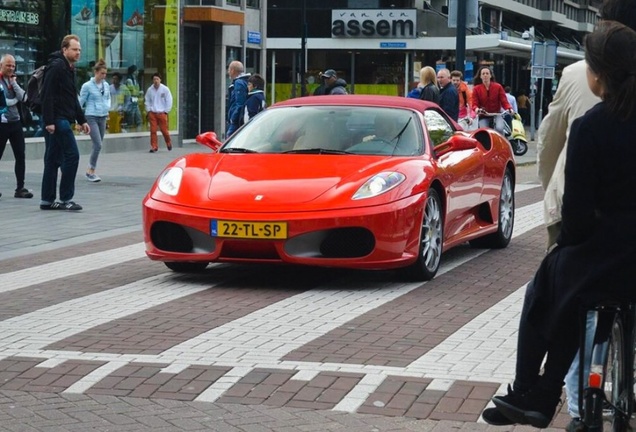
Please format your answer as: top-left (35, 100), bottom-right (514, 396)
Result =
top-left (66, 0), bottom-right (179, 136)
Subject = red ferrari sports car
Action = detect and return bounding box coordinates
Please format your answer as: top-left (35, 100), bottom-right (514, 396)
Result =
top-left (142, 95), bottom-right (515, 281)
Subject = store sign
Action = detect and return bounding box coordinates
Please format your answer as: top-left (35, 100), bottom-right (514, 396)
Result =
top-left (0, 8), bottom-right (39, 25)
top-left (332, 9), bottom-right (416, 39)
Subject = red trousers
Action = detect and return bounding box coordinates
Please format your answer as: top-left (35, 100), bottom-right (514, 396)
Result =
top-left (148, 112), bottom-right (171, 150)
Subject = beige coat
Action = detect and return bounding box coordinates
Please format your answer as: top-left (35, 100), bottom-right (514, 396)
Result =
top-left (536, 60), bottom-right (600, 248)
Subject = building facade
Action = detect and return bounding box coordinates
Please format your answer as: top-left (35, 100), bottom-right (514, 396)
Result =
top-left (1, 0), bottom-right (598, 148)
top-left (266, 0), bottom-right (599, 106)
top-left (1, 0), bottom-right (265, 147)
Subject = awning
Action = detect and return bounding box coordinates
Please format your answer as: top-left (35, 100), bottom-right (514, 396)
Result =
top-left (182, 6), bottom-right (244, 25)
top-left (467, 33), bottom-right (584, 62)
top-left (267, 34), bottom-right (584, 63)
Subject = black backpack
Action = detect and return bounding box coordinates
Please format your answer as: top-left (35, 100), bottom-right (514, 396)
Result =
top-left (26, 65), bottom-right (46, 114)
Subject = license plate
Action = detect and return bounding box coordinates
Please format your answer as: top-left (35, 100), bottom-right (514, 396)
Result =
top-left (211, 220), bottom-right (287, 239)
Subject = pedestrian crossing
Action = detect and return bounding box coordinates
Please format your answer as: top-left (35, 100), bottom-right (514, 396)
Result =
top-left (0, 184), bottom-right (551, 425)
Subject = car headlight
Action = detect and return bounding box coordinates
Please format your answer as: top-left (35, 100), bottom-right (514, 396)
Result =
top-left (157, 167), bottom-right (183, 196)
top-left (352, 172), bottom-right (406, 200)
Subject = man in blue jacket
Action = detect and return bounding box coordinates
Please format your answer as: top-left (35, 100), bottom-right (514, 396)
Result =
top-left (226, 60), bottom-right (250, 137)
top-left (437, 68), bottom-right (459, 121)
top-left (40, 34), bottom-right (90, 211)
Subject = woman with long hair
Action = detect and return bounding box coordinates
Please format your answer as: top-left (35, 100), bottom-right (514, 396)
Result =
top-left (407, 66), bottom-right (439, 103)
top-left (482, 20), bottom-right (636, 428)
top-left (471, 66), bottom-right (512, 134)
top-left (79, 59), bottom-right (110, 182)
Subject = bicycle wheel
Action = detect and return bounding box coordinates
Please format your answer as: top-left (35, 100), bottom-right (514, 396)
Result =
top-left (607, 315), bottom-right (631, 431)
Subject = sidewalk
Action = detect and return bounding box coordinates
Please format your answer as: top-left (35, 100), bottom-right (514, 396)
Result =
top-left (0, 143), bottom-right (200, 259)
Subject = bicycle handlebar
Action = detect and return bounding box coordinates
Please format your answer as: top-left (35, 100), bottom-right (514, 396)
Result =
top-left (476, 110), bottom-right (513, 117)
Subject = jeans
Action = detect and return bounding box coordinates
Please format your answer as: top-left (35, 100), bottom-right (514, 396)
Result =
top-left (564, 312), bottom-right (596, 418)
top-left (0, 120), bottom-right (27, 190)
top-left (41, 119), bottom-right (80, 204)
top-left (86, 115), bottom-right (106, 170)
top-left (478, 115), bottom-right (505, 135)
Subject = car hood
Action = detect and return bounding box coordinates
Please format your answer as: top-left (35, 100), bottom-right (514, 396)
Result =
top-left (207, 154), bottom-right (388, 206)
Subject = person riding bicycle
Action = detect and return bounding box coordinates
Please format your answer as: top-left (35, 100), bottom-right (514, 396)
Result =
top-left (482, 20), bottom-right (636, 429)
top-left (484, 21), bottom-right (636, 428)
top-left (471, 66), bottom-right (513, 134)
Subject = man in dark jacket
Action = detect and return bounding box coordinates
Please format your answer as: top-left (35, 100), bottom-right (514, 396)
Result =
top-left (319, 69), bottom-right (348, 95)
top-left (436, 68), bottom-right (459, 121)
top-left (241, 74), bottom-right (266, 126)
top-left (226, 60), bottom-right (250, 137)
top-left (40, 34), bottom-right (90, 211)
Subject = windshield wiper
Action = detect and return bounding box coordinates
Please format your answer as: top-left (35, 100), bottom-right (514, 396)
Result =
top-left (390, 118), bottom-right (413, 155)
top-left (282, 148), bottom-right (352, 155)
top-left (220, 147), bottom-right (259, 154)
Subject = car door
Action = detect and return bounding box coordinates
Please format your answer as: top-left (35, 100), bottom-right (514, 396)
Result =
top-left (424, 109), bottom-right (485, 241)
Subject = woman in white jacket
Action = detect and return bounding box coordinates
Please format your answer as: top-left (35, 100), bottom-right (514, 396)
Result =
top-left (79, 59), bottom-right (111, 182)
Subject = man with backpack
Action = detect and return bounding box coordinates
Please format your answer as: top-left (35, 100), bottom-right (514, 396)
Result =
top-left (39, 34), bottom-right (90, 211)
top-left (0, 54), bottom-right (33, 199)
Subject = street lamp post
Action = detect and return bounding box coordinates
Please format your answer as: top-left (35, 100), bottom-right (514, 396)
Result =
top-left (455, 0), bottom-right (466, 76)
top-left (300, 0), bottom-right (308, 96)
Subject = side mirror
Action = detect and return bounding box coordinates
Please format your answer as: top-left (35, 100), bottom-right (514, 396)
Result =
top-left (195, 131), bottom-right (223, 152)
top-left (434, 133), bottom-right (478, 157)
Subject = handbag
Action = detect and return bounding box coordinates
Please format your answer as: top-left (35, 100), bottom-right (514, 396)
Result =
top-left (17, 100), bottom-right (32, 126)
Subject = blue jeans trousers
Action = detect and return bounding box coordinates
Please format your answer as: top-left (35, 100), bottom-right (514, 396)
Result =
top-left (41, 119), bottom-right (80, 204)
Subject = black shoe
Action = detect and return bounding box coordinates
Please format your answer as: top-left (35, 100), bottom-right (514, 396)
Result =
top-left (492, 384), bottom-right (561, 429)
top-left (14, 188), bottom-right (33, 198)
top-left (149, 148), bottom-right (157, 153)
top-left (565, 417), bottom-right (585, 432)
top-left (40, 203), bottom-right (53, 210)
top-left (50, 201), bottom-right (83, 211)
top-left (167, 144), bottom-right (172, 151)
top-left (482, 407), bottom-right (515, 425)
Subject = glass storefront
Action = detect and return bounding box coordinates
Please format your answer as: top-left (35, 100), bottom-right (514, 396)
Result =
top-left (1, 0), bottom-right (178, 137)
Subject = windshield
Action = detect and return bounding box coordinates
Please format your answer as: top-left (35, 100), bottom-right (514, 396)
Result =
top-left (224, 106), bottom-right (422, 156)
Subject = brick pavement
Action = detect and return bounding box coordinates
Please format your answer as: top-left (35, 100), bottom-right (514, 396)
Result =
top-left (0, 143), bottom-right (581, 432)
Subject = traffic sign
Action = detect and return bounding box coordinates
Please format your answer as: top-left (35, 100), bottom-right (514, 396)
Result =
top-left (531, 66), bottom-right (555, 79)
top-left (531, 41), bottom-right (557, 67)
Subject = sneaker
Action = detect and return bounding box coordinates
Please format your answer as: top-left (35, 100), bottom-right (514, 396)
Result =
top-left (149, 148), bottom-right (157, 153)
top-left (125, 9), bottom-right (143, 30)
top-left (50, 201), bottom-right (83, 211)
top-left (86, 172), bottom-right (101, 182)
top-left (482, 407), bottom-right (515, 426)
top-left (565, 417), bottom-right (585, 432)
top-left (492, 384), bottom-right (561, 429)
top-left (14, 188), bottom-right (33, 198)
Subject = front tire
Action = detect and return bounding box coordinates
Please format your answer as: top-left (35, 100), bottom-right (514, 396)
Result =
top-left (470, 168), bottom-right (514, 249)
top-left (401, 189), bottom-right (443, 281)
top-left (164, 262), bottom-right (209, 273)
top-left (512, 139), bottom-right (528, 156)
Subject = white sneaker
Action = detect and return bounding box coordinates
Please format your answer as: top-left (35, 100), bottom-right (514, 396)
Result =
top-left (86, 172), bottom-right (101, 182)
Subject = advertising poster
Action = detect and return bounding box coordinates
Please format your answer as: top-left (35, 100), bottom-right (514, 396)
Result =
top-left (70, 0), bottom-right (97, 67)
top-left (98, 0), bottom-right (123, 68)
top-left (122, 0), bottom-right (144, 70)
top-left (164, 0), bottom-right (178, 128)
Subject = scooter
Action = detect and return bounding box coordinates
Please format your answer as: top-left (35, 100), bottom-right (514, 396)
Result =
top-left (477, 111), bottom-right (529, 156)
top-left (503, 112), bottom-right (529, 156)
